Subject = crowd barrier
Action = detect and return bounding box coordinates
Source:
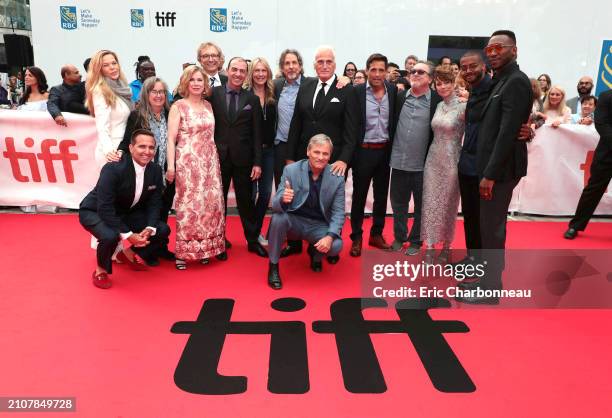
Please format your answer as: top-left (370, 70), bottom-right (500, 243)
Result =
top-left (1, 110), bottom-right (611, 216)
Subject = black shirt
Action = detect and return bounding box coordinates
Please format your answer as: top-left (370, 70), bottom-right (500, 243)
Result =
top-left (459, 74), bottom-right (492, 176)
top-left (292, 167), bottom-right (326, 221)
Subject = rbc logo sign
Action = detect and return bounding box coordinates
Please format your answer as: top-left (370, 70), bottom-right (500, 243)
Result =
top-left (210, 8), bottom-right (227, 32)
top-left (60, 6), bottom-right (77, 30)
top-left (131, 9), bottom-right (144, 28)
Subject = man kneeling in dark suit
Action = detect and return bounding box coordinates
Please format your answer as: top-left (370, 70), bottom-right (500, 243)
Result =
top-left (79, 129), bottom-right (170, 289)
top-left (267, 134), bottom-right (345, 289)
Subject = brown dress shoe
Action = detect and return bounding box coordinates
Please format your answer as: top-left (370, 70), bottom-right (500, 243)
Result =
top-left (368, 234), bottom-right (391, 250)
top-left (92, 271), bottom-right (112, 289)
top-left (350, 238), bottom-right (362, 257)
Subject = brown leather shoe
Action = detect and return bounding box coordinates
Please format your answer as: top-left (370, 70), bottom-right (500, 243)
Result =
top-left (92, 271), bottom-right (112, 289)
top-left (368, 234), bottom-right (391, 250)
top-left (350, 238), bottom-right (362, 257)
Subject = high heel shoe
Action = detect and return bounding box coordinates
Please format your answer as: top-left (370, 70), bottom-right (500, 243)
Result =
top-left (175, 259), bottom-right (187, 270)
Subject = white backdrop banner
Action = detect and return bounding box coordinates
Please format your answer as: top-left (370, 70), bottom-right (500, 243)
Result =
top-left (0, 110), bottom-right (99, 208)
top-left (516, 124), bottom-right (612, 215)
top-left (1, 111), bottom-right (611, 216)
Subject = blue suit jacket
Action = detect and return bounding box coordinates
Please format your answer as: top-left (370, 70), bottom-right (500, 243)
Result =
top-left (272, 159), bottom-right (345, 237)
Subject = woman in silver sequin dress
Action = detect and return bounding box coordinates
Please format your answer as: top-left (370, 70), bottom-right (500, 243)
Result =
top-left (421, 66), bottom-right (466, 263)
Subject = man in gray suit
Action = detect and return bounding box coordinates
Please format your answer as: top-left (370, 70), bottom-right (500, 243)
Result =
top-left (267, 134), bottom-right (345, 289)
top-left (566, 76), bottom-right (594, 114)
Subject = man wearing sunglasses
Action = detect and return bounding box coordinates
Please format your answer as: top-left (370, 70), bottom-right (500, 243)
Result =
top-left (389, 61), bottom-right (442, 255)
top-left (456, 30), bottom-right (532, 305)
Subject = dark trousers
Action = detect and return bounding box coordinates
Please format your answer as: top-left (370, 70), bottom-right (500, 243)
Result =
top-left (350, 147), bottom-right (390, 241)
top-left (79, 209), bottom-right (170, 274)
top-left (252, 146), bottom-right (275, 237)
top-left (160, 180), bottom-right (176, 251)
top-left (273, 141), bottom-right (289, 189)
top-left (221, 159), bottom-right (258, 243)
top-left (479, 178), bottom-right (519, 290)
top-left (390, 169), bottom-right (423, 245)
top-left (569, 142), bottom-right (612, 231)
top-left (458, 173), bottom-right (482, 255)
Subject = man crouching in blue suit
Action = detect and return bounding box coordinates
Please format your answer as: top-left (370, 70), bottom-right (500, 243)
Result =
top-left (267, 134), bottom-right (345, 289)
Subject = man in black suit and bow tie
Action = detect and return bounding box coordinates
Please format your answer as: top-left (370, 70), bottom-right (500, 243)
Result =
top-left (457, 30), bottom-right (532, 304)
top-left (284, 45), bottom-right (358, 263)
top-left (209, 56), bottom-right (267, 257)
top-left (79, 130), bottom-right (170, 289)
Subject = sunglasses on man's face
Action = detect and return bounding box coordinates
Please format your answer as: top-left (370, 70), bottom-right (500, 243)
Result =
top-left (409, 69), bottom-right (429, 76)
top-left (484, 43), bottom-right (513, 55)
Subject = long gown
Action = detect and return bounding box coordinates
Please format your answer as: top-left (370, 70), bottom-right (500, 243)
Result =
top-left (174, 99), bottom-right (225, 260)
top-left (421, 95), bottom-right (466, 247)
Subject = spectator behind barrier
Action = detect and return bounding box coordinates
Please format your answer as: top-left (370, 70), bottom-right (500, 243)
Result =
top-left (543, 85), bottom-right (571, 128)
top-left (47, 64), bottom-right (88, 127)
top-left (530, 78), bottom-right (545, 129)
top-left (537, 73), bottom-right (551, 101)
top-left (571, 95), bottom-right (597, 126)
top-left (18, 66), bottom-right (49, 111)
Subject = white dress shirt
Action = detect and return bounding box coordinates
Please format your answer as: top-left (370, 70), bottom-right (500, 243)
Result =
top-left (208, 72), bottom-right (223, 87)
top-left (119, 159), bottom-right (156, 240)
top-left (312, 75), bottom-right (336, 108)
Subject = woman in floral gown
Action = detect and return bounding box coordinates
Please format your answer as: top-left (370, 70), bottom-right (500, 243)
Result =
top-left (166, 65), bottom-right (225, 269)
top-left (421, 66), bottom-right (466, 264)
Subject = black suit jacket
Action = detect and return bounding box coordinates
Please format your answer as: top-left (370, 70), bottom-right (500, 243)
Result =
top-left (47, 81), bottom-right (88, 118)
top-left (355, 81), bottom-right (398, 144)
top-left (287, 76), bottom-right (359, 163)
top-left (595, 89), bottom-right (612, 145)
top-left (209, 86), bottom-right (263, 167)
top-left (79, 155), bottom-right (163, 233)
top-left (393, 87), bottom-right (442, 151)
top-left (477, 61), bottom-right (532, 181)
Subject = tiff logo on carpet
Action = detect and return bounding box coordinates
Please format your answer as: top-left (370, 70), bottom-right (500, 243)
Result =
top-left (2, 137), bottom-right (78, 183)
top-left (171, 297), bottom-right (475, 394)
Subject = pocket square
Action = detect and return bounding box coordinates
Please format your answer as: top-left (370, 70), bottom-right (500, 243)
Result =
top-left (147, 185), bottom-right (157, 190)
top-left (243, 104), bottom-right (252, 110)
top-left (330, 97), bottom-right (340, 103)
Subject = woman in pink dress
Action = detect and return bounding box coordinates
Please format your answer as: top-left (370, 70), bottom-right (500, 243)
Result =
top-left (166, 65), bottom-right (225, 269)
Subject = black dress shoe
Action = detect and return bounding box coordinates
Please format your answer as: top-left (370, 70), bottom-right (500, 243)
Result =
top-left (280, 242), bottom-right (303, 258)
top-left (158, 248), bottom-right (175, 261)
top-left (307, 245), bottom-right (323, 272)
top-left (215, 251), bottom-right (228, 261)
top-left (267, 263), bottom-right (282, 290)
top-left (248, 242), bottom-right (269, 257)
top-left (455, 294), bottom-right (500, 305)
top-left (564, 228), bottom-right (578, 240)
top-left (225, 239), bottom-right (232, 249)
top-left (326, 255), bottom-right (340, 264)
top-left (144, 257), bottom-right (160, 267)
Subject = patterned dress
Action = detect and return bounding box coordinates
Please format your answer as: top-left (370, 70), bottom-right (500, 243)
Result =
top-left (174, 99), bottom-right (225, 260)
top-left (421, 96), bottom-right (466, 247)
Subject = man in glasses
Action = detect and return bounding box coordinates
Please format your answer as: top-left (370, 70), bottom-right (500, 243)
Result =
top-left (197, 42), bottom-right (227, 87)
top-left (456, 30), bottom-right (532, 305)
top-left (388, 61), bottom-right (442, 255)
top-left (566, 76), bottom-right (594, 114)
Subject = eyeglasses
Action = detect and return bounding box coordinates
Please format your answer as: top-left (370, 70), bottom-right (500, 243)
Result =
top-left (200, 53), bottom-right (220, 60)
top-left (150, 90), bottom-right (166, 96)
top-left (409, 69), bottom-right (429, 76)
top-left (484, 43), bottom-right (513, 55)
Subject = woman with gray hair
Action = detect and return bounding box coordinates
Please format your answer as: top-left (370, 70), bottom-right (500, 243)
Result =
top-left (118, 76), bottom-right (175, 261)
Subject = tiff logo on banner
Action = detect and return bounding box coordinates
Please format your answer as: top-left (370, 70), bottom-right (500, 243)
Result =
top-left (155, 11), bottom-right (176, 27)
top-left (171, 297), bottom-right (475, 395)
top-left (2, 137), bottom-right (78, 183)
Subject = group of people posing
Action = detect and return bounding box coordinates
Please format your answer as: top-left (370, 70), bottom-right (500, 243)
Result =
top-left (74, 29), bottom-right (612, 305)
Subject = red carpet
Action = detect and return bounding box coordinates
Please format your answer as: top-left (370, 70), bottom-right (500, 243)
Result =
top-left (0, 214), bottom-right (610, 417)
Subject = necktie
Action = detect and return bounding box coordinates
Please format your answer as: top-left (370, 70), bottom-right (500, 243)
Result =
top-left (228, 90), bottom-right (237, 121)
top-left (314, 82), bottom-right (327, 113)
top-left (210, 77), bottom-right (215, 87)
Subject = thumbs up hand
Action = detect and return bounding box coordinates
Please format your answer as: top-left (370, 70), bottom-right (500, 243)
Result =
top-left (282, 179), bottom-right (294, 204)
